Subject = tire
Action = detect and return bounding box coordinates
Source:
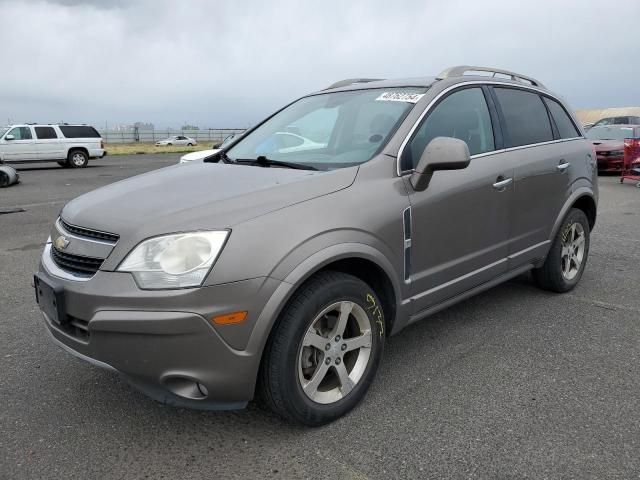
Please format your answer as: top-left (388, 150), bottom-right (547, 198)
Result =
top-left (533, 208), bottom-right (590, 293)
top-left (67, 150), bottom-right (88, 168)
top-left (187, 143), bottom-right (193, 146)
top-left (167, 143), bottom-right (173, 146)
top-left (259, 271), bottom-right (385, 426)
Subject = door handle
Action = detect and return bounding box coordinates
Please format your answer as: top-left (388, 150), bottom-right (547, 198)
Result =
top-left (492, 177), bottom-right (513, 190)
top-left (557, 160), bottom-right (571, 172)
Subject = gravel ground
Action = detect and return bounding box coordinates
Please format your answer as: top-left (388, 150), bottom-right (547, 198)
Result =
top-left (1, 156), bottom-right (639, 479)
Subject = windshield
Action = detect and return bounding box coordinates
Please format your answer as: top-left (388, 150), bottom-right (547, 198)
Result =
top-left (586, 125), bottom-right (638, 141)
top-left (226, 87), bottom-right (426, 170)
top-left (0, 126), bottom-right (9, 137)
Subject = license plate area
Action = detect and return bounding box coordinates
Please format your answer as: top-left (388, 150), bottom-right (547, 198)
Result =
top-left (34, 273), bottom-right (67, 326)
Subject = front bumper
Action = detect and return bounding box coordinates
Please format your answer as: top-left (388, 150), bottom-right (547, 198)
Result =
top-left (596, 156), bottom-right (623, 172)
top-left (36, 262), bottom-right (282, 410)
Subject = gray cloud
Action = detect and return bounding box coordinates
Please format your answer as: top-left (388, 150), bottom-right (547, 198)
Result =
top-left (1, 0), bottom-right (638, 128)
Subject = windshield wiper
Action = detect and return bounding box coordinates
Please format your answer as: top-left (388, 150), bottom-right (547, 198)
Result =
top-left (235, 156), bottom-right (318, 171)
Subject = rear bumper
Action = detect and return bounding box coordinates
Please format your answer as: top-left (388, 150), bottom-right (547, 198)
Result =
top-left (36, 262), bottom-right (282, 409)
top-left (89, 148), bottom-right (106, 159)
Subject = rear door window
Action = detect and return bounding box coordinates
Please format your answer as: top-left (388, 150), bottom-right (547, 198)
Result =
top-left (494, 88), bottom-right (554, 147)
top-left (35, 126), bottom-right (58, 139)
top-left (543, 98), bottom-right (580, 139)
top-left (402, 87), bottom-right (495, 170)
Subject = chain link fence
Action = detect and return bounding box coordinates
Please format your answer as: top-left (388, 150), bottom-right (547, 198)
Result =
top-left (98, 128), bottom-right (246, 144)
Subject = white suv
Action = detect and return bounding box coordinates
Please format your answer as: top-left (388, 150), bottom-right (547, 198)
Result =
top-left (0, 124), bottom-right (105, 168)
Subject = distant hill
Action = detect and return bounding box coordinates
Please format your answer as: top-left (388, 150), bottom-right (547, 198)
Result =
top-left (575, 107), bottom-right (640, 125)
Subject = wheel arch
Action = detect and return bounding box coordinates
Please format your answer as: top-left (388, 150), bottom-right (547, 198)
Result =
top-left (67, 146), bottom-right (89, 158)
top-left (550, 188), bottom-right (597, 242)
top-left (246, 244), bottom-right (403, 356)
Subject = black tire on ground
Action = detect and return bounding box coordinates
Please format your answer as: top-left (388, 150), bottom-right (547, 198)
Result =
top-left (167, 143), bottom-right (173, 146)
top-left (67, 150), bottom-right (88, 168)
top-left (187, 143), bottom-right (193, 146)
top-left (259, 271), bottom-right (385, 426)
top-left (533, 208), bottom-right (590, 293)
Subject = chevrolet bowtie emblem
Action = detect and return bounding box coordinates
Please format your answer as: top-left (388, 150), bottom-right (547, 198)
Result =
top-left (54, 235), bottom-right (70, 250)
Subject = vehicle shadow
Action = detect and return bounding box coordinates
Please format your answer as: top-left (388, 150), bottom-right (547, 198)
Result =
top-left (11, 164), bottom-right (103, 172)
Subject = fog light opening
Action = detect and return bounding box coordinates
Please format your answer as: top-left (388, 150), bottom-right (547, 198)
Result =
top-left (162, 375), bottom-right (209, 400)
top-left (196, 382), bottom-right (209, 397)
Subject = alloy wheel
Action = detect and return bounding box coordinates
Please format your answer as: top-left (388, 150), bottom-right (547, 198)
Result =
top-left (71, 153), bottom-right (86, 167)
top-left (561, 222), bottom-right (585, 280)
top-left (297, 301), bottom-right (372, 404)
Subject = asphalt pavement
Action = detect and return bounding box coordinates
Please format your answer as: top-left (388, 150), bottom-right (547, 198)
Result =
top-left (1, 155), bottom-right (639, 479)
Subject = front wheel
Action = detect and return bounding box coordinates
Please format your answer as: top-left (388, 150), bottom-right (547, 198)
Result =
top-left (259, 271), bottom-right (385, 426)
top-left (68, 150), bottom-right (88, 168)
top-left (533, 208), bottom-right (590, 292)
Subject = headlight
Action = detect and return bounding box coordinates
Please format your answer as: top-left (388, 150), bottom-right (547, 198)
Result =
top-left (117, 231), bottom-right (229, 289)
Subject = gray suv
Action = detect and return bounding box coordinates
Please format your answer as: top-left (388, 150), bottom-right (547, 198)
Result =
top-left (35, 66), bottom-right (598, 426)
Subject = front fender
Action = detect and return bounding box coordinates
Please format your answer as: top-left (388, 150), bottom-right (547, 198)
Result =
top-left (244, 242), bottom-right (406, 356)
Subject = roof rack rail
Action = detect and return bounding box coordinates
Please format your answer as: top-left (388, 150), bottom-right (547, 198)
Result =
top-left (436, 65), bottom-right (545, 88)
top-left (324, 78), bottom-right (384, 90)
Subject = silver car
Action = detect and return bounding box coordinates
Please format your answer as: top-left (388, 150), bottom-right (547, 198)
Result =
top-left (155, 135), bottom-right (197, 146)
top-left (35, 66), bottom-right (597, 426)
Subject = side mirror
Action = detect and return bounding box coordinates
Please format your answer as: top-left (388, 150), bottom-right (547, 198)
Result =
top-left (5, 134), bottom-right (15, 141)
top-left (410, 137), bottom-right (470, 191)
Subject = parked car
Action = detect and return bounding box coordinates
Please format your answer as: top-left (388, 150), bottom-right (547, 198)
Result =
top-left (179, 133), bottom-right (240, 163)
top-left (0, 124), bottom-right (105, 168)
top-left (592, 116), bottom-right (640, 128)
top-left (179, 133), bottom-right (242, 164)
top-left (178, 132), bottom-right (322, 164)
top-left (585, 124), bottom-right (640, 173)
top-left (155, 135), bottom-right (197, 146)
top-left (36, 65), bottom-right (597, 426)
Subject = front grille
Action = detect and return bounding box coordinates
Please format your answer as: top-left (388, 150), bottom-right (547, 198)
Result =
top-left (60, 218), bottom-right (119, 243)
top-left (51, 247), bottom-right (103, 276)
top-left (597, 151), bottom-right (623, 158)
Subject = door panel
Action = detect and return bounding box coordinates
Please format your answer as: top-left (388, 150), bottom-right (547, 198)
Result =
top-left (34, 126), bottom-right (63, 160)
top-left (1, 127), bottom-right (36, 161)
top-left (508, 141), bottom-right (582, 267)
top-left (407, 154), bottom-right (513, 312)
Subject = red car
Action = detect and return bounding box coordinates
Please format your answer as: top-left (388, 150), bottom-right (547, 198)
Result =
top-left (586, 124), bottom-right (640, 173)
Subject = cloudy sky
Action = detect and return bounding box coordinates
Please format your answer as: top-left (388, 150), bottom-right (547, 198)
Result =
top-left (1, 0), bottom-right (638, 129)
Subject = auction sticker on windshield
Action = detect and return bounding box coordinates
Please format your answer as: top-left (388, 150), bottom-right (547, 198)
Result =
top-left (376, 91), bottom-right (425, 103)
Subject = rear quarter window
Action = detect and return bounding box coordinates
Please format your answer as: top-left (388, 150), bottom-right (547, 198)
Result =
top-left (494, 88), bottom-right (554, 148)
top-left (543, 98), bottom-right (580, 139)
top-left (59, 126), bottom-right (101, 138)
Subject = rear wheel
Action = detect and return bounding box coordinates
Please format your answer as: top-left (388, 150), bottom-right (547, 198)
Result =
top-left (68, 150), bottom-right (88, 168)
top-left (259, 271), bottom-right (385, 426)
top-left (533, 208), bottom-right (590, 292)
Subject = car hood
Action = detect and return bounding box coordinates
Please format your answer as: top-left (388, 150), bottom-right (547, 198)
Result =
top-left (591, 139), bottom-right (624, 152)
top-left (61, 161), bottom-right (357, 250)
